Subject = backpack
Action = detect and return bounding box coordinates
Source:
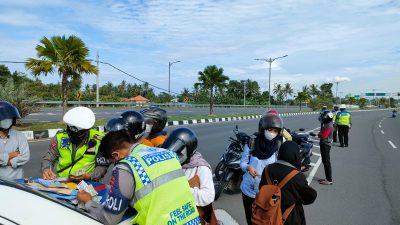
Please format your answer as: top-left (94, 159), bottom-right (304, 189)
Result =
top-left (251, 167), bottom-right (299, 225)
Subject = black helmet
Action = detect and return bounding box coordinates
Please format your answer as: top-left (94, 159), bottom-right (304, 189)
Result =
top-left (259, 114), bottom-right (283, 133)
top-left (105, 118), bottom-right (126, 132)
top-left (161, 127), bottom-right (198, 165)
top-left (140, 106), bottom-right (167, 134)
top-left (0, 101), bottom-right (21, 121)
top-left (321, 110), bottom-right (334, 123)
top-left (120, 111), bottom-right (146, 141)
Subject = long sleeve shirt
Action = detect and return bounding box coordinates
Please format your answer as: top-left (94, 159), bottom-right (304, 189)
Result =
top-left (240, 144), bottom-right (276, 198)
top-left (0, 129), bottom-right (30, 179)
top-left (183, 166), bottom-right (215, 207)
top-left (85, 164), bottom-right (135, 225)
top-left (41, 137), bottom-right (108, 181)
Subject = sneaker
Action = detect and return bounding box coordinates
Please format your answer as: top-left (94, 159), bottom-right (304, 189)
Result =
top-left (345, 145), bottom-right (348, 147)
top-left (340, 144), bottom-right (344, 148)
top-left (319, 179), bottom-right (333, 185)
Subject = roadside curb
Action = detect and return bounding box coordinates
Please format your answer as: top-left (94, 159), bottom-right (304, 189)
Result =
top-left (23, 111), bottom-right (319, 140)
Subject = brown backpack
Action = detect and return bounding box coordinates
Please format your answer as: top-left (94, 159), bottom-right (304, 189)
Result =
top-left (251, 167), bottom-right (299, 225)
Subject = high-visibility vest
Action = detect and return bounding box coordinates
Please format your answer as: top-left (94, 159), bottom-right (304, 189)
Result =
top-left (337, 111), bottom-right (351, 126)
top-left (55, 129), bottom-right (104, 177)
top-left (120, 144), bottom-right (200, 225)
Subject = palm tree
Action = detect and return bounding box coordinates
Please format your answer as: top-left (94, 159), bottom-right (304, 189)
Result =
top-left (273, 84), bottom-right (284, 104)
top-left (197, 65), bottom-right (229, 115)
top-left (25, 35), bottom-right (98, 115)
top-left (283, 83), bottom-right (294, 104)
top-left (309, 84), bottom-right (319, 99)
top-left (295, 91), bottom-right (310, 111)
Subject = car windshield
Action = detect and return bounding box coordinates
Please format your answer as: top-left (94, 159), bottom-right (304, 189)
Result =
top-left (0, 177), bottom-right (99, 221)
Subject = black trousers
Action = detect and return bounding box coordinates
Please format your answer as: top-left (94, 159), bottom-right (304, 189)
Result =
top-left (242, 193), bottom-right (254, 225)
top-left (338, 125), bottom-right (350, 146)
top-left (320, 143), bottom-right (332, 182)
top-left (333, 125), bottom-right (338, 142)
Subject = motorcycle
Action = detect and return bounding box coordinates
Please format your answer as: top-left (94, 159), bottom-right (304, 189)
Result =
top-left (214, 125), bottom-right (252, 200)
top-left (287, 128), bottom-right (315, 172)
top-left (392, 110), bottom-right (397, 118)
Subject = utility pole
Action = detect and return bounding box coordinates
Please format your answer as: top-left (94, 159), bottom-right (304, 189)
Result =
top-left (168, 60), bottom-right (180, 96)
top-left (243, 80), bottom-right (246, 106)
top-left (255, 55), bottom-right (288, 109)
top-left (96, 52), bottom-right (100, 108)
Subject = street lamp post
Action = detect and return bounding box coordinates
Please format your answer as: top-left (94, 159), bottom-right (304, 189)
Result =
top-left (255, 55), bottom-right (288, 109)
top-left (168, 60), bottom-right (181, 96)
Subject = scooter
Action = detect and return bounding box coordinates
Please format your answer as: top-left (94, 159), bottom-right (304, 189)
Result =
top-left (214, 125), bottom-right (252, 200)
top-left (287, 128), bottom-right (315, 172)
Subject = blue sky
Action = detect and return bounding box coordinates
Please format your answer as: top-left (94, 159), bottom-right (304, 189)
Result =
top-left (0, 0), bottom-right (399, 97)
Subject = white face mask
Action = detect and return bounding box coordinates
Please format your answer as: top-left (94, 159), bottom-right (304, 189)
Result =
top-left (0, 119), bottom-right (13, 129)
top-left (264, 130), bottom-right (278, 140)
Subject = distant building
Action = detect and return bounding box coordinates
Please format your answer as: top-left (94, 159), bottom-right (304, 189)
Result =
top-left (121, 95), bottom-right (150, 103)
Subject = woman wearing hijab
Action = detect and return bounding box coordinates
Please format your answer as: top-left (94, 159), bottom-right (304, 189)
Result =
top-left (240, 113), bottom-right (284, 225)
top-left (259, 141), bottom-right (317, 225)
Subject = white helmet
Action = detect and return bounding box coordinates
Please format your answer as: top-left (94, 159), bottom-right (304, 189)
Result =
top-left (63, 106), bottom-right (95, 130)
top-left (339, 104), bottom-right (346, 110)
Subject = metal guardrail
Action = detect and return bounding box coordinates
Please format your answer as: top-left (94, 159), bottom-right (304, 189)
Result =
top-left (36, 101), bottom-right (301, 109)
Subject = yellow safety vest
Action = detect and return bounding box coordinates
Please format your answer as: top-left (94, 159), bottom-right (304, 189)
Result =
top-left (337, 111), bottom-right (351, 126)
top-left (55, 129), bottom-right (104, 177)
top-left (120, 144), bottom-right (200, 225)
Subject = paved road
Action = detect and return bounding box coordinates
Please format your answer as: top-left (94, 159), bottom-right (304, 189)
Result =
top-left (24, 110), bottom-right (399, 225)
top-left (23, 106), bottom-right (311, 122)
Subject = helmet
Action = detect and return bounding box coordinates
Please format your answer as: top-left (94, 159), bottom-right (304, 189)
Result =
top-left (161, 127), bottom-right (198, 165)
top-left (140, 106), bottom-right (167, 134)
top-left (321, 110), bottom-right (334, 123)
top-left (0, 101), bottom-right (21, 130)
top-left (105, 118), bottom-right (126, 132)
top-left (265, 109), bottom-right (279, 115)
top-left (333, 105), bottom-right (339, 111)
top-left (322, 106), bottom-right (327, 110)
top-left (63, 106), bottom-right (95, 130)
top-left (260, 114), bottom-right (283, 132)
top-left (339, 104), bottom-right (346, 110)
top-left (120, 110), bottom-right (146, 141)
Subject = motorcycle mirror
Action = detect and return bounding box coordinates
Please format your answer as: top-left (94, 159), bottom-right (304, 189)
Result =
top-left (299, 128), bottom-right (305, 131)
top-left (309, 132), bottom-right (317, 137)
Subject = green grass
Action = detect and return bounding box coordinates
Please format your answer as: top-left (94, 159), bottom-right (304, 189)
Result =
top-left (14, 113), bottom-right (261, 131)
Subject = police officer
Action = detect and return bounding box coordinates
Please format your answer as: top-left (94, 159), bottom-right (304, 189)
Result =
top-left (0, 101), bottom-right (30, 179)
top-left (41, 106), bottom-right (107, 181)
top-left (332, 105), bottom-right (339, 142)
top-left (140, 106), bottom-right (168, 147)
top-left (336, 104), bottom-right (352, 148)
top-left (77, 112), bottom-right (200, 225)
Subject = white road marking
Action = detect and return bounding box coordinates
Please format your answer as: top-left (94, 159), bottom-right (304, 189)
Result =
top-left (309, 162), bottom-right (316, 166)
top-left (313, 152), bottom-right (321, 157)
top-left (214, 209), bottom-right (239, 225)
top-left (379, 124), bottom-right (381, 128)
top-left (381, 130), bottom-right (385, 134)
top-left (313, 145), bottom-right (320, 148)
top-left (307, 156), bottom-right (322, 185)
top-left (388, 140), bottom-right (397, 149)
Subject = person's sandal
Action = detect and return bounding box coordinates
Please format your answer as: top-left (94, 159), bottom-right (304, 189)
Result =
top-left (319, 179), bottom-right (333, 185)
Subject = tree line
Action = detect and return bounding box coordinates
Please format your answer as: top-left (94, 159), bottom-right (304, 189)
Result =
top-left (1, 35), bottom-right (395, 117)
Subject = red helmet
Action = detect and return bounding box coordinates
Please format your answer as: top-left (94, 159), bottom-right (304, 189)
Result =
top-left (265, 109), bottom-right (279, 115)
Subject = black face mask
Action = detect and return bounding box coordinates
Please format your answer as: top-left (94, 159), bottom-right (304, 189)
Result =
top-left (67, 126), bottom-right (89, 144)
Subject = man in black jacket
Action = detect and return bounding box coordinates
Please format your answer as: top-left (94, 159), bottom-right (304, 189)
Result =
top-left (259, 141), bottom-right (317, 225)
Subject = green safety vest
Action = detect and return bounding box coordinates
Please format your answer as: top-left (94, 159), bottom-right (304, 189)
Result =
top-left (55, 129), bottom-right (104, 177)
top-left (120, 144), bottom-right (200, 225)
top-left (337, 111), bottom-right (351, 126)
